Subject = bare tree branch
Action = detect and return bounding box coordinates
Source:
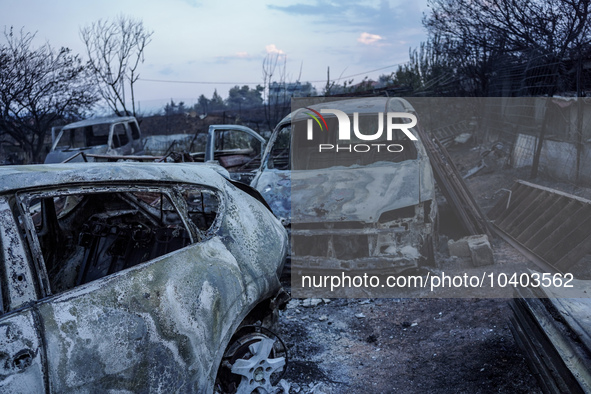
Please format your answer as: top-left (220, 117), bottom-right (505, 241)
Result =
top-left (0, 27), bottom-right (98, 163)
top-left (422, 0), bottom-right (591, 95)
top-left (262, 53), bottom-right (291, 130)
top-left (80, 15), bottom-right (153, 117)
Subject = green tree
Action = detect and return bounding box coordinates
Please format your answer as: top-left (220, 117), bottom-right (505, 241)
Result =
top-left (177, 101), bottom-right (186, 114)
top-left (226, 85), bottom-right (263, 110)
top-left (299, 82), bottom-right (317, 97)
top-left (197, 94), bottom-right (209, 114)
top-left (209, 89), bottom-right (226, 111)
top-left (164, 99), bottom-right (177, 116)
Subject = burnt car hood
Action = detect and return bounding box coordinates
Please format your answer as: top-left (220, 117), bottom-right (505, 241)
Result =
top-left (292, 161), bottom-right (421, 223)
top-left (256, 160), bottom-right (422, 224)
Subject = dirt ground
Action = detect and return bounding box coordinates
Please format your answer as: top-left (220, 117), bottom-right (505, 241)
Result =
top-left (271, 141), bottom-right (563, 393)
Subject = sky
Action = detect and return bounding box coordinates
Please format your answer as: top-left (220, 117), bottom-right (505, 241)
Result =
top-left (2, 0), bottom-right (429, 114)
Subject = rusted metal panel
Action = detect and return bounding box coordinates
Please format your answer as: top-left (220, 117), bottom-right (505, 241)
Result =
top-left (415, 126), bottom-right (492, 237)
top-left (489, 180), bottom-right (591, 275)
top-left (511, 284), bottom-right (591, 393)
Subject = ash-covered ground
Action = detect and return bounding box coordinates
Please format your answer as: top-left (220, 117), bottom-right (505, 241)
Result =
top-left (271, 141), bottom-right (572, 393)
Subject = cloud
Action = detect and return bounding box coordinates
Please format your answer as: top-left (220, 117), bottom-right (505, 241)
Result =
top-left (267, 0), bottom-right (428, 36)
top-left (158, 66), bottom-right (175, 76)
top-left (265, 44), bottom-right (285, 55)
top-left (357, 32), bottom-right (385, 45)
top-left (267, 2), bottom-right (336, 16)
top-left (178, 0), bottom-right (201, 7)
top-left (215, 52), bottom-right (257, 64)
top-left (268, 0), bottom-right (389, 27)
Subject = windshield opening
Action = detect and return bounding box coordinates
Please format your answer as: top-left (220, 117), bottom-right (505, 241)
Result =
top-left (54, 123), bottom-right (110, 150)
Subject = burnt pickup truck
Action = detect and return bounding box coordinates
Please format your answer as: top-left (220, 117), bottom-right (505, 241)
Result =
top-left (44, 116), bottom-right (144, 163)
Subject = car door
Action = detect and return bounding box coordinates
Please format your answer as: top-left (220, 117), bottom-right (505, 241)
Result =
top-left (250, 121), bottom-right (292, 223)
top-left (34, 245), bottom-right (240, 393)
top-left (0, 196), bottom-right (47, 393)
top-left (127, 120), bottom-right (144, 155)
top-left (206, 125), bottom-right (266, 184)
top-left (108, 122), bottom-right (133, 156)
top-left (14, 184), bottom-right (243, 392)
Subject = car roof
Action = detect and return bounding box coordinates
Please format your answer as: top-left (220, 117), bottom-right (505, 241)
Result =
top-left (61, 116), bottom-right (137, 131)
top-left (278, 97), bottom-right (416, 125)
top-left (0, 162), bottom-right (228, 194)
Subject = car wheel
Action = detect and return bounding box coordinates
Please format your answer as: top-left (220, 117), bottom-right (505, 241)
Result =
top-left (215, 325), bottom-right (288, 393)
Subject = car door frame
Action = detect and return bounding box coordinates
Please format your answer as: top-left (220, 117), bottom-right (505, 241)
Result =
top-left (0, 195), bottom-right (48, 393)
top-left (205, 125), bottom-right (266, 184)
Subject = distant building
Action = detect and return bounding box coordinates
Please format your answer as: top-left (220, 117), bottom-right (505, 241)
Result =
top-left (268, 81), bottom-right (304, 98)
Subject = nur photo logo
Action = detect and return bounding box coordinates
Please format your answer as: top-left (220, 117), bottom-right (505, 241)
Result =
top-left (304, 109), bottom-right (418, 153)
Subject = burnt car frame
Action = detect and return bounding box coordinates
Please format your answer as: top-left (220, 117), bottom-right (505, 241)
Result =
top-left (0, 162), bottom-right (288, 392)
top-left (141, 125), bottom-right (266, 185)
top-left (204, 125), bottom-right (266, 185)
top-left (251, 97), bottom-right (438, 273)
top-left (45, 116), bottom-right (144, 164)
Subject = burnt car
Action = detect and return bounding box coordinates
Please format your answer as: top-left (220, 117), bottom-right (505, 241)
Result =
top-left (44, 116), bottom-right (144, 163)
top-left (0, 162), bottom-right (288, 392)
top-left (251, 97), bottom-right (437, 273)
top-left (142, 125), bottom-right (266, 185)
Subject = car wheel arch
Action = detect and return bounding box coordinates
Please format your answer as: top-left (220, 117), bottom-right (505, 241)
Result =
top-left (209, 288), bottom-right (289, 391)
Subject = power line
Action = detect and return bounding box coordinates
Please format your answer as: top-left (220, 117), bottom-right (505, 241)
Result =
top-left (327, 63), bottom-right (405, 82)
top-left (139, 79), bottom-right (261, 85)
top-left (138, 63), bottom-right (406, 86)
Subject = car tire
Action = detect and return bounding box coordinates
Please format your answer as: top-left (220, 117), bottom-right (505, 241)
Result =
top-left (215, 325), bottom-right (288, 393)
